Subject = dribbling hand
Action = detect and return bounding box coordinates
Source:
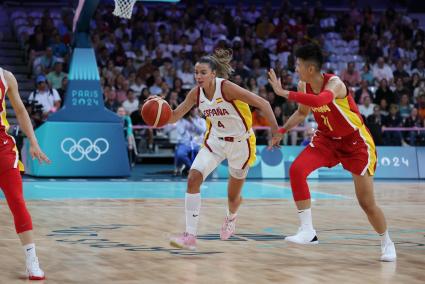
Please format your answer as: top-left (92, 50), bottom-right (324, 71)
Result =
top-left (144, 95), bottom-right (165, 102)
top-left (268, 132), bottom-right (283, 150)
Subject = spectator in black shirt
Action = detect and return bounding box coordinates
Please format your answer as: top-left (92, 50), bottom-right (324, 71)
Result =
top-left (393, 60), bottom-right (410, 85)
top-left (374, 79), bottom-right (397, 105)
top-left (354, 80), bottom-right (373, 104)
top-left (366, 105), bottom-right (385, 145)
top-left (403, 107), bottom-right (424, 146)
top-left (383, 104), bottom-right (403, 146)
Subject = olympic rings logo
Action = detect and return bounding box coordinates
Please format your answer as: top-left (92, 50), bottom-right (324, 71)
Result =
top-left (61, 138), bottom-right (109, 162)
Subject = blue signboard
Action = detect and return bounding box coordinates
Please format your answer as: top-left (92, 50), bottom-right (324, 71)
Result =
top-left (214, 146), bottom-right (421, 179)
top-left (374, 147), bottom-right (419, 179)
top-left (23, 122), bottom-right (130, 177)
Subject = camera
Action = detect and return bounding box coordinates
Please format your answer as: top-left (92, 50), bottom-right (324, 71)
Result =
top-left (24, 99), bottom-right (43, 116)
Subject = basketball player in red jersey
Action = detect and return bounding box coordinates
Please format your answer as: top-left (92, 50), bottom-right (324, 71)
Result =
top-left (0, 67), bottom-right (50, 279)
top-left (268, 44), bottom-right (396, 261)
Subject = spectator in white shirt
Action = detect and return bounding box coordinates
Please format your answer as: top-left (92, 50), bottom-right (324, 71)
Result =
top-left (359, 96), bottom-right (375, 119)
top-left (184, 24), bottom-right (201, 43)
top-left (29, 75), bottom-right (61, 114)
top-left (372, 57), bottom-right (394, 83)
top-left (28, 75), bottom-right (61, 125)
top-left (177, 60), bottom-right (195, 90)
top-left (122, 89), bottom-right (139, 114)
top-left (130, 76), bottom-right (146, 97)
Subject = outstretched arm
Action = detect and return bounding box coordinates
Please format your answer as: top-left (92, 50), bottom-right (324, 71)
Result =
top-left (222, 80), bottom-right (279, 134)
top-left (4, 70), bottom-right (50, 164)
top-left (280, 81), bottom-right (311, 133)
top-left (222, 80), bottom-right (281, 148)
top-left (268, 69), bottom-right (346, 107)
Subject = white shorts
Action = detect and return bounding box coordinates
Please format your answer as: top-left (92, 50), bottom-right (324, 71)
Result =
top-left (190, 134), bottom-right (256, 180)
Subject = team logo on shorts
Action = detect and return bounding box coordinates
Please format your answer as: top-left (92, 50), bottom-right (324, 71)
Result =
top-left (61, 137), bottom-right (109, 162)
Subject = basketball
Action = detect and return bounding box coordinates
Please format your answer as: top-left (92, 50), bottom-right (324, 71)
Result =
top-left (141, 98), bottom-right (172, 127)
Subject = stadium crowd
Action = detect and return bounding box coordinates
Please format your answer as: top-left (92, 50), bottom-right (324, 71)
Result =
top-left (13, 0), bottom-right (425, 149)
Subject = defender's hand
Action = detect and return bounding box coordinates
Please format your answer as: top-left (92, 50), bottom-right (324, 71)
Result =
top-left (268, 69), bottom-right (289, 98)
top-left (30, 143), bottom-right (51, 164)
top-left (268, 132), bottom-right (283, 150)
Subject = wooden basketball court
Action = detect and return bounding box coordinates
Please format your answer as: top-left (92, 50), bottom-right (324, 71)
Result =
top-left (0, 180), bottom-right (424, 283)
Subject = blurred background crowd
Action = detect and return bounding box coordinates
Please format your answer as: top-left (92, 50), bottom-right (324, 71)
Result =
top-left (7, 0), bottom-right (425, 157)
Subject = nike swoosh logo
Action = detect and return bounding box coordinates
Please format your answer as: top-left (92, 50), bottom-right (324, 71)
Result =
top-left (200, 101), bottom-right (205, 103)
top-left (192, 214), bottom-right (199, 217)
top-left (353, 141), bottom-right (358, 145)
top-left (3, 140), bottom-right (8, 145)
top-left (26, 248), bottom-right (33, 251)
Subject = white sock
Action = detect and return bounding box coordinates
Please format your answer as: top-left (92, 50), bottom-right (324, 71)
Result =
top-left (380, 230), bottom-right (392, 244)
top-left (185, 193), bottom-right (201, 235)
top-left (23, 243), bottom-right (37, 261)
top-left (227, 209), bottom-right (237, 219)
top-left (298, 208), bottom-right (314, 230)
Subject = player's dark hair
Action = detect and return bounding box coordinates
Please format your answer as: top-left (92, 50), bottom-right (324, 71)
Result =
top-left (295, 43), bottom-right (323, 70)
top-left (198, 48), bottom-right (234, 79)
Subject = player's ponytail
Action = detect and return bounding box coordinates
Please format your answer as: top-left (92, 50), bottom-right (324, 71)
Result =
top-left (211, 48), bottom-right (233, 79)
top-left (198, 48), bottom-right (234, 79)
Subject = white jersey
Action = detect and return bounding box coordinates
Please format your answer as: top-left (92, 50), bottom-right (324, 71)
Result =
top-left (197, 78), bottom-right (252, 138)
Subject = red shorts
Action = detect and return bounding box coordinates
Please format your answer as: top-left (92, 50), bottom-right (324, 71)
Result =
top-left (0, 132), bottom-right (23, 175)
top-left (309, 126), bottom-right (377, 176)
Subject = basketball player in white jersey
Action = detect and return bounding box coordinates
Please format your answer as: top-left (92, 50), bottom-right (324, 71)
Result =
top-left (0, 67), bottom-right (50, 280)
top-left (164, 49), bottom-right (282, 250)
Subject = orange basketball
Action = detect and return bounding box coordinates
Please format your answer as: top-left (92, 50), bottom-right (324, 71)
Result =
top-left (141, 98), bottom-right (172, 127)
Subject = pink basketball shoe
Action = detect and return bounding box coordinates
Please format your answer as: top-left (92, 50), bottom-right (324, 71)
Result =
top-left (170, 232), bottom-right (197, 250)
top-left (220, 215), bottom-right (237, 240)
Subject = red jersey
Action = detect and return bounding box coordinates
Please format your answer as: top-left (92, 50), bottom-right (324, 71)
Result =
top-left (304, 73), bottom-right (364, 138)
top-left (0, 68), bottom-right (24, 173)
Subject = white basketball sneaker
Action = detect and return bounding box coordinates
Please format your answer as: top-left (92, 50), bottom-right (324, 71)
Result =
top-left (26, 256), bottom-right (45, 280)
top-left (380, 240), bottom-right (396, 262)
top-left (285, 227), bottom-right (319, 245)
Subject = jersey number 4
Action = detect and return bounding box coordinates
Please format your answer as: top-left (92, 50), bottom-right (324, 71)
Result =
top-left (218, 121), bottom-right (225, 128)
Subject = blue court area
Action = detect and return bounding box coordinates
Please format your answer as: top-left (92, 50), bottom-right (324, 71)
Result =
top-left (12, 180), bottom-right (345, 200)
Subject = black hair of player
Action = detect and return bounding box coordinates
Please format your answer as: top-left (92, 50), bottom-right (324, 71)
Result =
top-left (295, 44), bottom-right (324, 70)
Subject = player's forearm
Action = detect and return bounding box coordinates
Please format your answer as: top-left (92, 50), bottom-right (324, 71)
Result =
top-left (288, 90), bottom-right (334, 107)
top-left (282, 111), bottom-right (307, 131)
top-left (258, 99), bottom-right (279, 133)
top-left (15, 107), bottom-right (38, 145)
top-left (169, 109), bottom-right (185, 124)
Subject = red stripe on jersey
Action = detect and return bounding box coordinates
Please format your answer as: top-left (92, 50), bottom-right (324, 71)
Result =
top-left (242, 138), bottom-right (251, 169)
top-left (196, 86), bottom-right (200, 107)
top-left (221, 80), bottom-right (248, 131)
top-left (204, 122), bottom-right (213, 152)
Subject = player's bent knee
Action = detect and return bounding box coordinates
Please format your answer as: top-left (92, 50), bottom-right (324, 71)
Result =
top-left (289, 161), bottom-right (305, 180)
top-left (187, 169), bottom-right (203, 193)
top-left (229, 167), bottom-right (248, 180)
